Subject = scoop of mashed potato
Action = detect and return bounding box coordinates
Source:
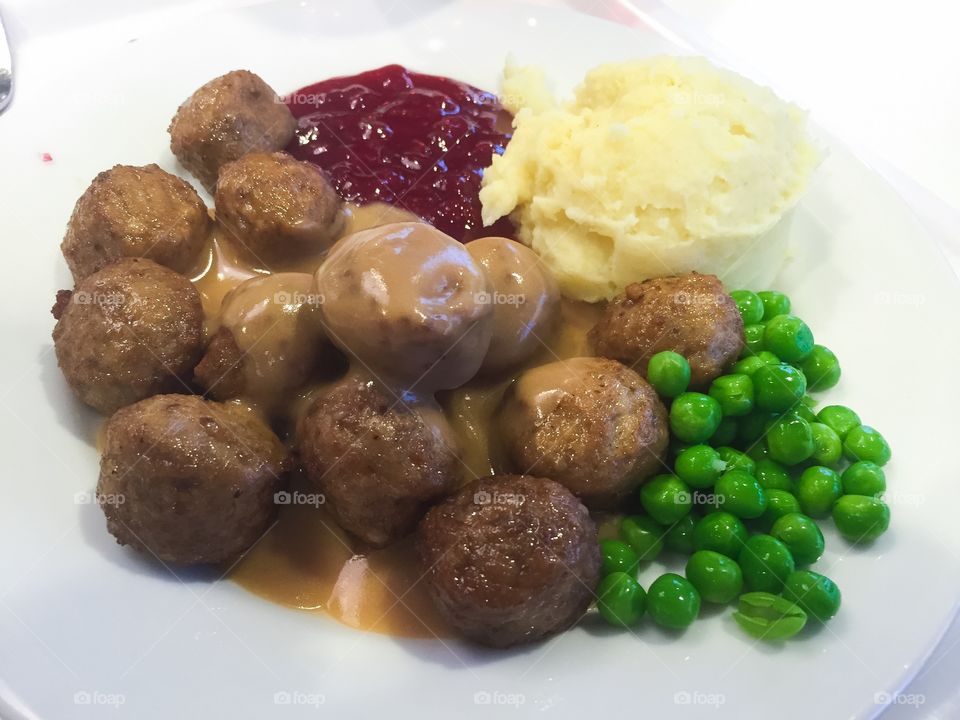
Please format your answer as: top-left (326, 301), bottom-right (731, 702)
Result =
top-left (480, 57), bottom-right (820, 301)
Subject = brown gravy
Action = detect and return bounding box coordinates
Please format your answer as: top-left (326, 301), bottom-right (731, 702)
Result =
top-left (186, 205), bottom-right (603, 639)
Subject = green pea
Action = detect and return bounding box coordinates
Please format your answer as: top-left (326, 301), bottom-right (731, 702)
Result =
top-left (792, 401), bottom-right (819, 425)
top-left (710, 417), bottom-right (738, 447)
top-left (733, 355), bottom-right (764, 376)
top-left (737, 412), bottom-right (777, 445)
top-left (841, 461), bottom-right (887, 496)
top-left (733, 592), bottom-right (807, 640)
top-left (743, 324), bottom-right (766, 355)
top-left (756, 350), bottom-right (781, 366)
top-left (646, 351), bottom-right (691, 399)
top-left (665, 514), bottom-right (698, 555)
top-left (620, 515), bottom-right (665, 563)
top-left (784, 570), bottom-right (841, 622)
top-left (756, 489), bottom-right (802, 531)
top-left (640, 475), bottom-right (692, 525)
top-left (816, 405), bottom-right (861, 440)
top-left (670, 392), bottom-right (723, 443)
top-left (757, 291), bottom-right (791, 321)
top-left (647, 573), bottom-right (701, 629)
top-left (693, 512), bottom-right (748, 558)
top-left (674, 445), bottom-right (725, 489)
top-left (596, 572), bottom-right (646, 627)
top-left (795, 466), bottom-right (843, 518)
top-left (833, 495), bottom-right (891, 543)
top-left (745, 443), bottom-right (770, 462)
top-left (766, 415), bottom-right (815, 465)
top-left (715, 447), bottom-right (755, 476)
top-left (669, 437), bottom-right (694, 459)
top-left (685, 550), bottom-right (743, 604)
top-left (763, 315), bottom-right (814, 362)
top-left (754, 459), bottom-right (793, 491)
top-left (770, 513), bottom-right (825, 565)
top-left (753, 363), bottom-right (807, 413)
top-left (715, 470), bottom-right (767, 519)
top-left (730, 290), bottom-right (765, 325)
top-left (799, 345), bottom-right (841, 391)
top-left (600, 539), bottom-right (640, 577)
top-left (843, 426), bottom-right (892, 466)
top-left (708, 374), bottom-right (754, 417)
top-left (809, 422), bottom-right (843, 466)
top-left (738, 534), bottom-right (795, 593)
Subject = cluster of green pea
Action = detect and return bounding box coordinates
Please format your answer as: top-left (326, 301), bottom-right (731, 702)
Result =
top-left (595, 289), bottom-right (892, 640)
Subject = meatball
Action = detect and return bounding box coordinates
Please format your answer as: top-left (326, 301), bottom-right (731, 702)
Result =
top-left (215, 152), bottom-right (342, 265)
top-left (52, 258), bottom-right (204, 415)
top-left (194, 273), bottom-right (325, 409)
top-left (465, 236), bottom-right (560, 374)
top-left (314, 222), bottom-right (493, 392)
top-left (497, 357), bottom-right (668, 508)
top-left (97, 394), bottom-right (288, 565)
top-left (416, 474), bottom-right (599, 647)
top-left (298, 372), bottom-right (461, 547)
top-left (168, 70), bottom-right (297, 192)
top-left (589, 272), bottom-right (744, 389)
top-left (60, 164), bottom-right (209, 282)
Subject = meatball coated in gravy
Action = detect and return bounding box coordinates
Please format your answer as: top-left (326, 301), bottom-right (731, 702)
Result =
top-left (194, 273), bottom-right (325, 409)
top-left (298, 372), bottom-right (462, 548)
top-left (60, 164), bottom-right (209, 282)
top-left (465, 236), bottom-right (560, 374)
top-left (416, 474), bottom-right (600, 647)
top-left (52, 258), bottom-right (204, 415)
top-left (168, 70), bottom-right (297, 192)
top-left (589, 272), bottom-right (744, 389)
top-left (314, 222), bottom-right (493, 392)
top-left (498, 357), bottom-right (668, 508)
top-left (97, 394), bottom-right (288, 565)
top-left (215, 152), bottom-right (343, 265)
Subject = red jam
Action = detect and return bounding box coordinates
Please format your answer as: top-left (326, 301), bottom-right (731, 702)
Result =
top-left (285, 64), bottom-right (515, 242)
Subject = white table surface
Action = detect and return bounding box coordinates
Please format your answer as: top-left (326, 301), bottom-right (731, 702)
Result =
top-left (1, 0), bottom-right (957, 717)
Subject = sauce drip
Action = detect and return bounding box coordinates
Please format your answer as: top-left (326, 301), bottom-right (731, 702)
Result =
top-left (285, 64), bottom-right (515, 242)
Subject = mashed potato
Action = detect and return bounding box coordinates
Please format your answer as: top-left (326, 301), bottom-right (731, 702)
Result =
top-left (480, 57), bottom-right (820, 301)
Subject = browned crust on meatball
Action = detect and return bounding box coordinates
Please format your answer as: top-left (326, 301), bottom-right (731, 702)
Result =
top-left (215, 151), bottom-right (342, 265)
top-left (60, 164), bottom-right (209, 282)
top-left (589, 272), bottom-right (744, 389)
top-left (52, 258), bottom-right (204, 415)
top-left (51, 290), bottom-right (72, 320)
top-left (194, 327), bottom-right (246, 400)
top-left (297, 373), bottom-right (461, 548)
top-left (168, 70), bottom-right (297, 192)
top-left (97, 394), bottom-right (288, 565)
top-left (416, 474), bottom-right (600, 648)
top-left (498, 357), bottom-right (668, 509)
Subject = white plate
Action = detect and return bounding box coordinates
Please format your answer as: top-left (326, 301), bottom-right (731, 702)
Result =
top-left (1, 1), bottom-right (959, 718)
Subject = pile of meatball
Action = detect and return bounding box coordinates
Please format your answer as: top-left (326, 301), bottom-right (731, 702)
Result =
top-left (50, 69), bottom-right (745, 648)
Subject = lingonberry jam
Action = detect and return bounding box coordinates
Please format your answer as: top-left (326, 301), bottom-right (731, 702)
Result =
top-left (285, 64), bottom-right (515, 242)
